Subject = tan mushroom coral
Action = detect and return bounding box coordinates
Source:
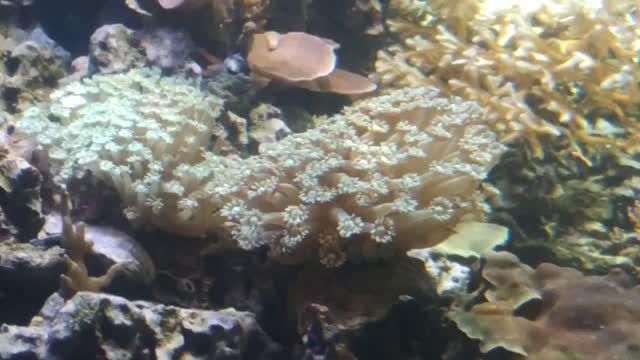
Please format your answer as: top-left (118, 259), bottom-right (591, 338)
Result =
top-left (168, 0), bottom-right (264, 10)
top-left (158, 0), bottom-right (185, 8)
top-left (248, 31), bottom-right (337, 83)
top-left (125, 0), bottom-right (204, 14)
top-left (247, 31), bottom-right (377, 95)
top-left (301, 69), bottom-right (378, 95)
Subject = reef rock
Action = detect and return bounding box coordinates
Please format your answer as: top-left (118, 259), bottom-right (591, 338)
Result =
top-left (88, 24), bottom-right (145, 75)
top-left (1, 27), bottom-right (70, 113)
top-left (290, 258), bottom-right (439, 358)
top-left (89, 24), bottom-right (201, 76)
top-left (0, 126), bottom-right (44, 241)
top-left (0, 242), bottom-right (66, 324)
top-left (0, 291), bottom-right (280, 359)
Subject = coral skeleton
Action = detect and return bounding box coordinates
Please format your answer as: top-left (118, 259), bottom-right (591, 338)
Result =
top-left (17, 68), bottom-right (505, 265)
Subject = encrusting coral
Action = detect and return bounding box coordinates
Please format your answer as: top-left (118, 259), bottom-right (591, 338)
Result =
top-left (378, 0), bottom-right (640, 159)
top-left (450, 251), bottom-right (640, 360)
top-left (16, 67), bottom-right (505, 266)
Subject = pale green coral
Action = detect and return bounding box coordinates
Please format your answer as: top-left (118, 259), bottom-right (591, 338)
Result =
top-left (17, 68), bottom-right (506, 266)
top-left (18, 68), bottom-right (221, 192)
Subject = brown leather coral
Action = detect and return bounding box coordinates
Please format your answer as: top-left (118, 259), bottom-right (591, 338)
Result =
top-left (247, 31), bottom-right (376, 95)
top-left (248, 31), bottom-right (337, 82)
top-left (451, 251), bottom-right (640, 360)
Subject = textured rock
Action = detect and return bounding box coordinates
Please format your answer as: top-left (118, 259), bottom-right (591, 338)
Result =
top-left (0, 242), bottom-right (66, 288)
top-left (88, 24), bottom-right (145, 74)
top-left (0, 131), bottom-right (44, 241)
top-left (5, 28), bottom-right (70, 87)
top-left (59, 56), bottom-right (89, 85)
top-left (0, 242), bottom-right (66, 324)
top-left (0, 324), bottom-right (44, 359)
top-left (140, 28), bottom-right (199, 73)
top-left (290, 259), bottom-right (437, 358)
top-left (89, 24), bottom-right (201, 76)
top-left (0, 242), bottom-right (64, 287)
top-left (205, 69), bottom-right (261, 118)
top-left (0, 292), bottom-right (281, 359)
top-left (1, 27), bottom-right (70, 113)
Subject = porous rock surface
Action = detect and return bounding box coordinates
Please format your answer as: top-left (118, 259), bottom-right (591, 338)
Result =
top-left (0, 291), bottom-right (280, 360)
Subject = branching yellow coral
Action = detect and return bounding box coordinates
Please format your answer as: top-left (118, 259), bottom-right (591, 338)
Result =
top-left (379, 0), bottom-right (640, 159)
top-left (58, 193), bottom-right (127, 298)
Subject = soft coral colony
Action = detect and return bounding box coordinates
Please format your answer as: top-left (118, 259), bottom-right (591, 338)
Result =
top-left (15, 68), bottom-right (504, 266)
top-left (379, 0), bottom-right (640, 160)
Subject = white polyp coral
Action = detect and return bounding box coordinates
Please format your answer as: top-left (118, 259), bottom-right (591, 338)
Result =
top-left (17, 67), bottom-right (222, 185)
top-left (368, 217), bottom-right (396, 244)
top-left (17, 69), bottom-right (505, 265)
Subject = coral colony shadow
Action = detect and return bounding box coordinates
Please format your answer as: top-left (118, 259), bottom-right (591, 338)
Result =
top-left (0, 0), bottom-right (639, 359)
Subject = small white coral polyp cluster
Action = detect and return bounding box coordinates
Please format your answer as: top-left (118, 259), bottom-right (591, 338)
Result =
top-left (18, 68), bottom-right (222, 188)
top-left (17, 68), bottom-right (504, 266)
